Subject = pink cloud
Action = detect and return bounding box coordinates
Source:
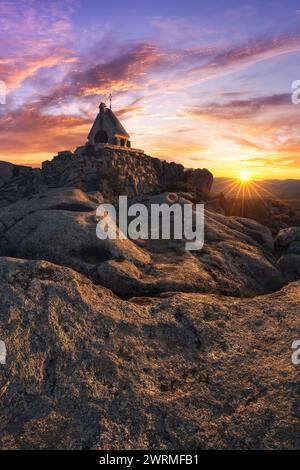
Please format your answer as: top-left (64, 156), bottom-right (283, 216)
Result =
top-left (0, 0), bottom-right (76, 92)
top-left (182, 93), bottom-right (291, 120)
top-left (183, 34), bottom-right (300, 82)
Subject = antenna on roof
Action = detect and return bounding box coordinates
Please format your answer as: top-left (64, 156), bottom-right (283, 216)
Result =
top-left (103, 92), bottom-right (107, 106)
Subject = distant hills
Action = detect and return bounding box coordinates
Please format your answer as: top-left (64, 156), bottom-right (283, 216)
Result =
top-left (212, 178), bottom-right (300, 203)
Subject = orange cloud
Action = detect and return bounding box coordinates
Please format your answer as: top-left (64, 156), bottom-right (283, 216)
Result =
top-left (0, 105), bottom-right (90, 158)
top-left (2, 52), bottom-right (77, 93)
top-left (1, 3), bottom-right (300, 180)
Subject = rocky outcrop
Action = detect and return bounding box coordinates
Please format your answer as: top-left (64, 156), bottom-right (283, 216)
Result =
top-left (0, 161), bottom-right (42, 208)
top-left (0, 147), bottom-right (213, 209)
top-left (219, 195), bottom-right (300, 235)
top-left (275, 226), bottom-right (300, 248)
top-left (0, 188), bottom-right (283, 297)
top-left (0, 188), bottom-right (149, 277)
top-left (1, 153), bottom-right (298, 450)
top-left (275, 227), bottom-right (300, 281)
top-left (41, 147), bottom-right (213, 198)
top-left (96, 192), bottom-right (282, 297)
top-left (0, 257), bottom-right (299, 449)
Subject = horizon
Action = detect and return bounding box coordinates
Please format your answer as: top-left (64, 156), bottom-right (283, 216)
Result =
top-left (1, 0), bottom-right (300, 179)
top-left (2, 156), bottom-right (300, 183)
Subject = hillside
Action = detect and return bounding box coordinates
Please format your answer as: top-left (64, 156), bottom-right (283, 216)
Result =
top-left (0, 149), bottom-right (299, 449)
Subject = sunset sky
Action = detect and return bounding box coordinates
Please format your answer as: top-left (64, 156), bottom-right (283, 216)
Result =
top-left (1, 0), bottom-right (300, 178)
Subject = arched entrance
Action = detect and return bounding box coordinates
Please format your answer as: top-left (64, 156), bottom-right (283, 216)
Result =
top-left (95, 130), bottom-right (108, 144)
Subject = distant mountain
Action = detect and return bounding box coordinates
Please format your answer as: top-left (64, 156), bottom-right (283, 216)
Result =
top-left (212, 178), bottom-right (300, 201)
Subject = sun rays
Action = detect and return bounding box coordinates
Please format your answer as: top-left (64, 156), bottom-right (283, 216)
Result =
top-left (215, 171), bottom-right (278, 217)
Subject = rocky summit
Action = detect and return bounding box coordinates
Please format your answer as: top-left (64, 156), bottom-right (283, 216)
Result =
top-left (0, 147), bottom-right (213, 206)
top-left (0, 258), bottom-right (299, 450)
top-left (0, 148), bottom-right (299, 450)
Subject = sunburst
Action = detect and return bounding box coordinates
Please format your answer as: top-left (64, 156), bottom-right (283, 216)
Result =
top-left (216, 171), bottom-right (276, 217)
top-left (239, 170), bottom-right (251, 182)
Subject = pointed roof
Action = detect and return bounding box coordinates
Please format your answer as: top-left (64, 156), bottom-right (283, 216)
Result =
top-left (105, 108), bottom-right (129, 138)
top-left (87, 102), bottom-right (130, 145)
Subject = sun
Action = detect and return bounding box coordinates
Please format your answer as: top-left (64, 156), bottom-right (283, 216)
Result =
top-left (239, 170), bottom-right (251, 182)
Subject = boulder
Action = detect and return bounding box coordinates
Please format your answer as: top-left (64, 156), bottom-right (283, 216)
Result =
top-left (96, 193), bottom-right (282, 297)
top-left (0, 257), bottom-right (299, 449)
top-left (0, 189), bottom-right (284, 297)
top-left (0, 188), bottom-right (149, 275)
top-left (0, 161), bottom-right (43, 208)
top-left (275, 226), bottom-right (300, 248)
top-left (97, 255), bottom-right (213, 298)
top-left (287, 241), bottom-right (300, 254)
top-left (278, 254), bottom-right (300, 281)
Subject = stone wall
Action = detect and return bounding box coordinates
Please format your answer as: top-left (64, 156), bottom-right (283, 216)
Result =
top-left (0, 147), bottom-right (213, 207)
top-left (42, 146), bottom-right (213, 198)
top-left (0, 162), bottom-right (42, 207)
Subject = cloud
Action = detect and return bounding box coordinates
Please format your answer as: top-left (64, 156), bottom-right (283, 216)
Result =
top-left (116, 98), bottom-right (145, 119)
top-left (182, 93), bottom-right (291, 120)
top-left (241, 155), bottom-right (300, 168)
top-left (182, 33), bottom-right (300, 83)
top-left (0, 103), bottom-right (90, 156)
top-left (0, 0), bottom-right (76, 92)
top-left (19, 40), bottom-right (166, 119)
top-left (1, 4), bottom-right (300, 179)
top-left (66, 43), bottom-right (164, 96)
top-left (1, 52), bottom-right (77, 94)
top-left (150, 16), bottom-right (220, 46)
top-left (224, 136), bottom-right (264, 150)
